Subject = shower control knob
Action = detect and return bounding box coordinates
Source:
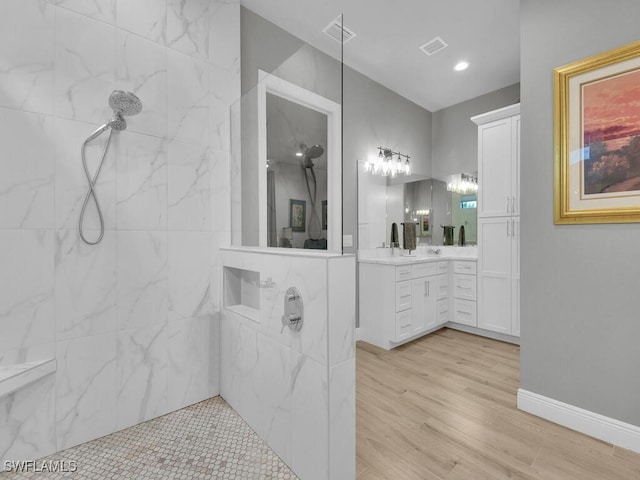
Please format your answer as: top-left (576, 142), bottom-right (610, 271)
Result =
top-left (281, 313), bottom-right (302, 333)
top-left (281, 287), bottom-right (303, 334)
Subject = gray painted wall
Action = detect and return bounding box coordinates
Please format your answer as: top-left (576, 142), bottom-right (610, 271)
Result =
top-left (240, 7), bottom-right (432, 253)
top-left (521, 0), bottom-right (640, 425)
top-left (343, 70), bottom-right (432, 252)
top-left (431, 84), bottom-right (520, 180)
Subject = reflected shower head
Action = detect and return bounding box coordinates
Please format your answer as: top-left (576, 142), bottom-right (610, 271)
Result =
top-left (109, 90), bottom-right (143, 116)
top-left (305, 144), bottom-right (324, 160)
top-left (301, 144), bottom-right (324, 169)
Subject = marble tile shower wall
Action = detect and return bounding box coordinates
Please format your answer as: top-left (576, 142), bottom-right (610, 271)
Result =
top-left (0, 0), bottom-right (240, 462)
top-left (220, 249), bottom-right (356, 480)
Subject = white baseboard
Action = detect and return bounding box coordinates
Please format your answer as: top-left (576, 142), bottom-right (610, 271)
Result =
top-left (355, 327), bottom-right (363, 342)
top-left (517, 388), bottom-right (640, 453)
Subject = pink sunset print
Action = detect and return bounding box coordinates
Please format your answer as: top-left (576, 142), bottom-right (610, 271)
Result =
top-left (582, 68), bottom-right (640, 195)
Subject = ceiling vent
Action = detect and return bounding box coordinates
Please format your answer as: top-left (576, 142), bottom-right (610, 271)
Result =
top-left (419, 36), bottom-right (448, 56)
top-left (322, 17), bottom-right (356, 45)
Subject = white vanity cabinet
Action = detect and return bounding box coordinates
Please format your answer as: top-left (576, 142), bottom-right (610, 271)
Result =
top-left (359, 259), bottom-right (449, 349)
top-left (451, 260), bottom-right (477, 327)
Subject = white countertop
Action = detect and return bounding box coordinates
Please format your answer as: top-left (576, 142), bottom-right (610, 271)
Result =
top-left (358, 246), bottom-right (477, 265)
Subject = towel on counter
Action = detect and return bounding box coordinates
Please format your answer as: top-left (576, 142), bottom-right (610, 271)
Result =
top-left (402, 222), bottom-right (417, 252)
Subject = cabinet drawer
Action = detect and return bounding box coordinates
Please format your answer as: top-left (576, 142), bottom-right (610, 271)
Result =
top-left (395, 281), bottom-right (412, 312)
top-left (437, 298), bottom-right (449, 324)
top-left (452, 299), bottom-right (477, 327)
top-left (437, 261), bottom-right (449, 275)
top-left (453, 274), bottom-right (477, 300)
top-left (395, 265), bottom-right (412, 282)
top-left (453, 260), bottom-right (477, 275)
top-left (395, 310), bottom-right (412, 342)
top-left (412, 262), bottom-right (437, 279)
top-left (437, 274), bottom-right (448, 300)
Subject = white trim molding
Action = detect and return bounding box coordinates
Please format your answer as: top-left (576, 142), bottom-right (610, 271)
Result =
top-left (257, 70), bottom-right (342, 252)
top-left (517, 388), bottom-right (640, 454)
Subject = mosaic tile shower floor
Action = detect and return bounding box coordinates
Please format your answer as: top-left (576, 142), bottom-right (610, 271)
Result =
top-left (2, 397), bottom-right (298, 480)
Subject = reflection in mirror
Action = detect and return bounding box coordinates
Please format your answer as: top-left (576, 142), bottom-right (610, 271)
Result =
top-left (443, 173), bottom-right (478, 244)
top-left (357, 167), bottom-right (477, 248)
top-left (256, 72), bottom-right (341, 251)
top-left (266, 93), bottom-right (328, 248)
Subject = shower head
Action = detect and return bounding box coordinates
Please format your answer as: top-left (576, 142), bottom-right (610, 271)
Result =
top-left (109, 113), bottom-right (127, 131)
top-left (305, 144), bottom-right (324, 160)
top-left (109, 90), bottom-right (142, 116)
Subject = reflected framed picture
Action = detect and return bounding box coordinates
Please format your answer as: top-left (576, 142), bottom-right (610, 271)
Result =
top-left (322, 200), bottom-right (328, 230)
top-left (554, 39), bottom-right (640, 224)
top-left (420, 214), bottom-right (430, 235)
top-left (290, 199), bottom-right (306, 232)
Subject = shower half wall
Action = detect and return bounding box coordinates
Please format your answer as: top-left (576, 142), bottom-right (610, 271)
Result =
top-left (220, 248), bottom-right (355, 480)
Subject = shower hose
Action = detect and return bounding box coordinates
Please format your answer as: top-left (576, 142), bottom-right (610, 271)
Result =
top-left (304, 166), bottom-right (322, 240)
top-left (78, 128), bottom-right (113, 245)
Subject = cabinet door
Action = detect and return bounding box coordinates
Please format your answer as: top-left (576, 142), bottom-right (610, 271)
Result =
top-left (478, 218), bottom-right (511, 334)
top-left (478, 118), bottom-right (512, 217)
top-left (411, 277), bottom-right (437, 334)
top-left (511, 217), bottom-right (520, 336)
top-left (511, 115), bottom-right (521, 216)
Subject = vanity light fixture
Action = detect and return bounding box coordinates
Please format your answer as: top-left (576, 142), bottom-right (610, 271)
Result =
top-left (454, 61), bottom-right (469, 71)
top-left (364, 147), bottom-right (411, 178)
top-left (447, 173), bottom-right (478, 194)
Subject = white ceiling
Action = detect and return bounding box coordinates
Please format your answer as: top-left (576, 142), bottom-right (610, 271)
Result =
top-left (240, 0), bottom-right (520, 112)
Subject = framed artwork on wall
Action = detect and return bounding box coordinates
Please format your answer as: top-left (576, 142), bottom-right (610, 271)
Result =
top-left (554, 39), bottom-right (640, 224)
top-left (420, 214), bottom-right (430, 235)
top-left (290, 199), bottom-right (306, 232)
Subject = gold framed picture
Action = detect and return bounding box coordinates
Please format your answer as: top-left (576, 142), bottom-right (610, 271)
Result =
top-left (554, 39), bottom-right (640, 224)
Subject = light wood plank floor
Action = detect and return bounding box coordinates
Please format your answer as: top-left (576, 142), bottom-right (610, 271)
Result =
top-left (356, 328), bottom-right (640, 480)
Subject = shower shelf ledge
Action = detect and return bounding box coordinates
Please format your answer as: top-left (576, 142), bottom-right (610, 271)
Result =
top-left (0, 359), bottom-right (56, 398)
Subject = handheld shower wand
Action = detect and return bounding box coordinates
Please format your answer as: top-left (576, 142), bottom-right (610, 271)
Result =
top-left (300, 144), bottom-right (325, 241)
top-left (79, 91), bottom-right (142, 245)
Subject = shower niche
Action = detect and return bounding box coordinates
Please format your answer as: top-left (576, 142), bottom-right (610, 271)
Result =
top-left (223, 266), bottom-right (261, 322)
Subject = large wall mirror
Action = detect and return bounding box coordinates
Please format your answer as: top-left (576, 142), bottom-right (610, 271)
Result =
top-left (358, 163), bottom-right (477, 248)
top-left (257, 71), bottom-right (342, 251)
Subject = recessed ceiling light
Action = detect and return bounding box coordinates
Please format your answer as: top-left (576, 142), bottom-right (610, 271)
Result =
top-left (454, 61), bottom-right (469, 72)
